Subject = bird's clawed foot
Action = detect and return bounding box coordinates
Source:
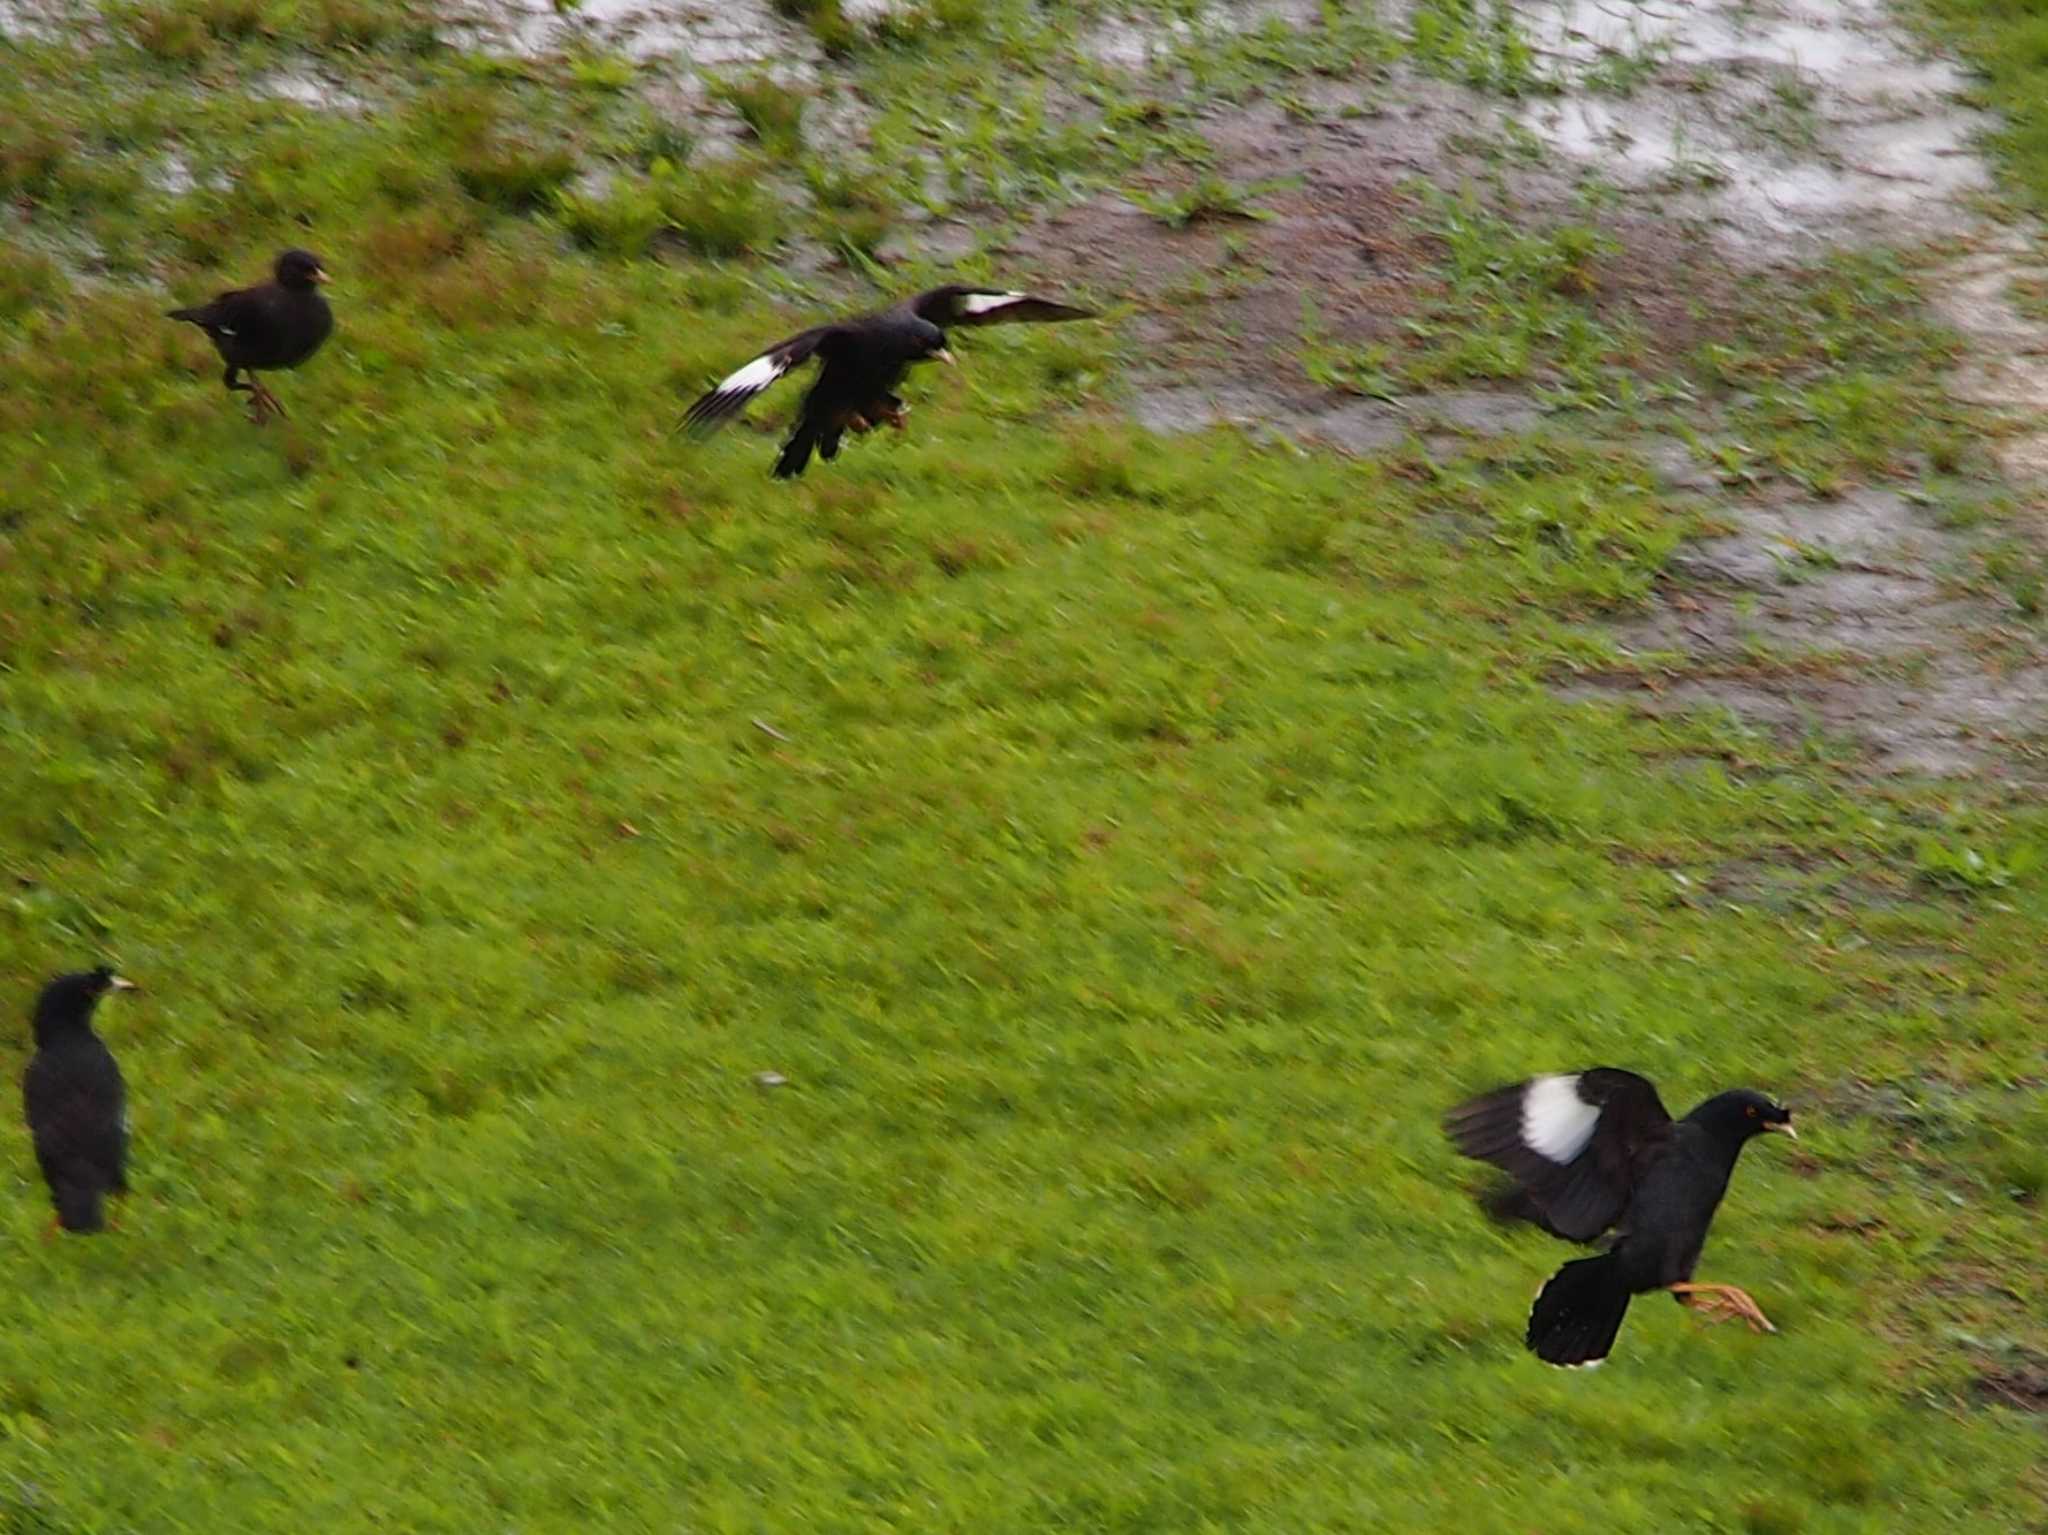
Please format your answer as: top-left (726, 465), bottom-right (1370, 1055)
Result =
top-left (243, 380), bottom-right (287, 426)
top-left (1671, 1282), bottom-right (1775, 1334)
top-left (846, 399), bottom-right (908, 436)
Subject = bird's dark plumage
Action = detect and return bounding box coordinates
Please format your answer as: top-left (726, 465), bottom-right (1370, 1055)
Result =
top-left (22, 967), bottom-right (136, 1235)
top-left (1445, 1070), bottom-right (1795, 1367)
top-left (168, 249), bottom-right (333, 425)
top-left (682, 284), bottom-right (1097, 478)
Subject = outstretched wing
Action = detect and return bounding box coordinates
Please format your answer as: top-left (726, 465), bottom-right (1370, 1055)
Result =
top-left (908, 286), bottom-right (1097, 329)
top-left (1443, 1068), bottom-right (1672, 1241)
top-left (681, 325), bottom-right (840, 434)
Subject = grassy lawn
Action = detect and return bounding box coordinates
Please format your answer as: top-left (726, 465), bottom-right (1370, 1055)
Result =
top-left (2, 1), bottom-right (2045, 1529)
top-left (1921, 0), bottom-right (2048, 213)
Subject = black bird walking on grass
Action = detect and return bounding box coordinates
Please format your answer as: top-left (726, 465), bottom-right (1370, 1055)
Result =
top-left (1444, 1068), bottom-right (1796, 1367)
top-left (22, 967), bottom-right (137, 1236)
top-left (681, 285), bottom-right (1097, 478)
top-left (168, 249), bottom-right (333, 426)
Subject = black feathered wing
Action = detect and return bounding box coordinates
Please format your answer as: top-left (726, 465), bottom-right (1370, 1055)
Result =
top-left (24, 1044), bottom-right (126, 1232)
top-left (907, 287), bottom-right (1097, 329)
top-left (168, 284), bottom-right (282, 350)
top-left (681, 325), bottom-right (846, 434)
top-left (1444, 1067), bottom-right (1672, 1241)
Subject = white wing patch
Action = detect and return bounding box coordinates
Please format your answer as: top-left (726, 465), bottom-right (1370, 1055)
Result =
top-left (717, 351), bottom-right (789, 395)
top-left (958, 291), bottom-right (1026, 316)
top-left (1522, 1074), bottom-right (1599, 1164)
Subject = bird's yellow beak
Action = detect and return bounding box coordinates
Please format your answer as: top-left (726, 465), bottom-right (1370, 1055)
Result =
top-left (108, 975), bottom-right (139, 992)
top-left (1764, 1121), bottom-right (1796, 1139)
top-left (933, 347), bottom-right (956, 367)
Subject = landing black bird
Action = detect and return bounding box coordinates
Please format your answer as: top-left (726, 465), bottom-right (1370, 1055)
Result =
top-left (22, 967), bottom-right (137, 1235)
top-left (1444, 1068), bottom-right (1796, 1368)
top-left (681, 285), bottom-right (1096, 478)
top-left (168, 249), bottom-right (333, 425)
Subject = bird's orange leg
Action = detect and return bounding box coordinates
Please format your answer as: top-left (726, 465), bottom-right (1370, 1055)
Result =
top-left (1671, 1282), bottom-right (1776, 1333)
top-left (41, 1217), bottom-right (61, 1244)
top-left (247, 377), bottom-right (286, 425)
top-left (225, 367), bottom-right (270, 425)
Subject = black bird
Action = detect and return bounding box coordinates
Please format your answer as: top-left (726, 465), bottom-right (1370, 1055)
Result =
top-left (168, 249), bottom-right (333, 425)
top-left (1444, 1068), bottom-right (1796, 1368)
top-left (22, 967), bottom-right (137, 1235)
top-left (681, 285), bottom-right (1097, 478)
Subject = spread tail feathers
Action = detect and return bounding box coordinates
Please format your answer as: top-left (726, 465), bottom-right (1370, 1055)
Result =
top-left (1527, 1252), bottom-right (1630, 1367)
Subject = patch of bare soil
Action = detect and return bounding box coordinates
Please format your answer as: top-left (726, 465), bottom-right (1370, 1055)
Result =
top-left (1975, 1367), bottom-right (2048, 1412)
top-left (990, 0), bottom-right (2048, 778)
top-left (1011, 91), bottom-right (1741, 452)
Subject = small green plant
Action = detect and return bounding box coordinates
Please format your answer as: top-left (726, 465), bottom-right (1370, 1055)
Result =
top-left (557, 158), bottom-right (784, 259)
top-left (1300, 299), bottom-right (1404, 399)
top-left (556, 177), bottom-right (665, 257)
top-left (712, 74), bottom-right (808, 159)
top-left (1577, 35), bottom-right (1669, 96)
top-left (770, 0), bottom-right (855, 53)
top-left (1914, 833), bottom-right (2036, 891)
top-left (654, 155), bottom-right (784, 257)
top-left (0, 245), bottom-right (62, 322)
top-left (1408, 0), bottom-right (1549, 95)
top-left (455, 140), bottom-right (579, 213)
top-left (1129, 171), bottom-right (1299, 229)
top-left (567, 50), bottom-right (636, 91)
top-left (307, 0), bottom-right (426, 50)
top-left (126, 2), bottom-right (213, 61)
top-left (1979, 543), bottom-right (2046, 617)
top-left (868, 0), bottom-right (985, 45)
top-left (1768, 538), bottom-right (1842, 585)
top-left (620, 113), bottom-right (694, 170)
top-left (0, 129), bottom-right (68, 203)
top-left (806, 163), bottom-right (895, 256)
top-left (1398, 185), bottom-right (1626, 399)
top-left (195, 0), bottom-right (272, 39)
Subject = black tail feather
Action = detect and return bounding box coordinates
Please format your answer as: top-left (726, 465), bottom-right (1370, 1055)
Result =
top-left (1527, 1252), bottom-right (1631, 1367)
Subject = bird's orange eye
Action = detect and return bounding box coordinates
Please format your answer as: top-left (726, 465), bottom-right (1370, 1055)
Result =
top-left (1747, 1105), bottom-right (1757, 1117)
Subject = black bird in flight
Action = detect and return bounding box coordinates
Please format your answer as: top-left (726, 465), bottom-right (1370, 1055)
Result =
top-left (1444, 1068), bottom-right (1796, 1368)
top-left (22, 967), bottom-right (138, 1236)
top-left (681, 285), bottom-right (1097, 478)
top-left (169, 248), bottom-right (333, 426)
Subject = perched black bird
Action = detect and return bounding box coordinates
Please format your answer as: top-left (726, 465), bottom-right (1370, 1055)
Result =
top-left (682, 285), bottom-right (1097, 478)
top-left (22, 967), bottom-right (137, 1235)
top-left (1444, 1068), bottom-right (1796, 1368)
top-left (168, 249), bottom-right (333, 425)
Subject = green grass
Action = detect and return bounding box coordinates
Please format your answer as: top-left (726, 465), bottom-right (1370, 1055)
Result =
top-left (2, 0), bottom-right (2047, 1529)
top-left (711, 73), bottom-right (809, 160)
top-left (1129, 171), bottom-right (1298, 229)
top-left (1919, 0), bottom-right (2048, 211)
